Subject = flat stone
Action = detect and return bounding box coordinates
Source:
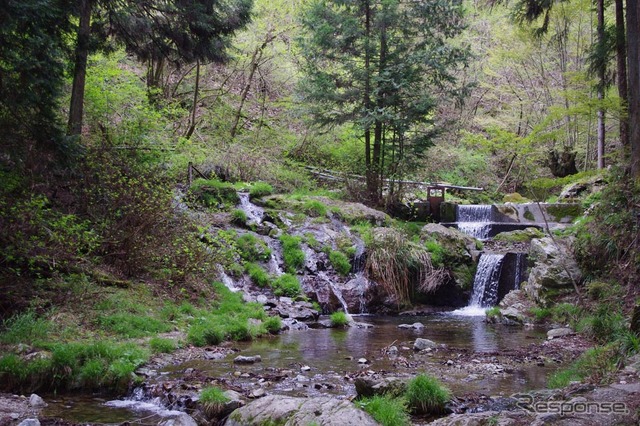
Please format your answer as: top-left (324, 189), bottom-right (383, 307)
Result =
top-left (17, 420), bottom-right (41, 426)
top-left (234, 355), bottom-right (262, 364)
top-left (547, 327), bottom-right (574, 339)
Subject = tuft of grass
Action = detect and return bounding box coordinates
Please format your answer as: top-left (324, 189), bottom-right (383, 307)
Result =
top-left (246, 262), bottom-right (271, 287)
top-left (272, 273), bottom-right (302, 297)
top-left (149, 337), bottom-right (178, 354)
top-left (190, 178), bottom-right (239, 208)
top-left (405, 373), bottom-right (451, 414)
top-left (529, 307), bottom-right (552, 322)
top-left (485, 307), bottom-right (501, 319)
top-left (237, 234), bottom-right (271, 262)
top-left (279, 234), bottom-right (305, 273)
top-left (264, 316), bottom-right (282, 334)
top-left (424, 239), bottom-right (445, 267)
top-left (357, 395), bottom-right (410, 426)
top-left (547, 345), bottom-right (618, 388)
top-left (330, 311), bottom-right (350, 327)
top-left (329, 250), bottom-right (352, 276)
top-left (0, 311), bottom-right (51, 345)
top-left (231, 209), bottom-right (248, 226)
top-left (302, 199), bottom-right (327, 217)
top-left (249, 182), bottom-right (273, 199)
top-left (200, 386), bottom-right (230, 418)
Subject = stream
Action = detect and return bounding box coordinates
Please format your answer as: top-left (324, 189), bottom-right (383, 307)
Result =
top-left (42, 313), bottom-right (555, 424)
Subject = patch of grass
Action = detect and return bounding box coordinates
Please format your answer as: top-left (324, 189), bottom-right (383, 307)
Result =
top-left (357, 395), bottom-right (410, 426)
top-left (405, 373), bottom-right (451, 414)
top-left (263, 316), bottom-right (282, 334)
top-left (230, 209), bottom-right (248, 226)
top-left (424, 239), bottom-right (445, 268)
top-left (246, 262), bottom-right (271, 287)
top-left (149, 337), bottom-right (178, 353)
top-left (529, 307), bottom-right (552, 322)
top-left (547, 345), bottom-right (618, 388)
top-left (272, 273), bottom-right (302, 297)
top-left (237, 234), bottom-right (271, 262)
top-left (279, 234), bottom-right (305, 273)
top-left (330, 311), bottom-right (350, 327)
top-left (0, 311), bottom-right (51, 345)
top-left (485, 307), bottom-right (501, 319)
top-left (302, 199), bottom-right (327, 217)
top-left (96, 313), bottom-right (170, 338)
top-left (190, 178), bottom-right (239, 209)
top-left (249, 182), bottom-right (273, 199)
top-left (329, 250), bottom-right (352, 276)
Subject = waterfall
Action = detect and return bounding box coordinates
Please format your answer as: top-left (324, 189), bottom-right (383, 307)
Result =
top-left (513, 252), bottom-right (524, 290)
top-left (452, 253), bottom-right (505, 316)
top-left (456, 205), bottom-right (493, 240)
top-left (237, 192), bottom-right (264, 224)
top-left (218, 267), bottom-right (240, 292)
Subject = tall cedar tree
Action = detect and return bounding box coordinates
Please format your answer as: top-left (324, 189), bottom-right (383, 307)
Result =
top-left (298, 0), bottom-right (469, 204)
top-left (0, 1), bottom-right (72, 154)
top-left (68, 0), bottom-right (253, 136)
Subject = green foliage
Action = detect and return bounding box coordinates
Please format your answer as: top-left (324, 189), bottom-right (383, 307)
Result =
top-left (548, 345), bottom-right (618, 388)
top-left (149, 337), bottom-right (178, 354)
top-left (246, 262), bottom-right (271, 287)
top-left (237, 234), bottom-right (271, 262)
top-left (329, 250), bottom-right (352, 276)
top-left (405, 374), bottom-right (451, 414)
top-left (231, 209), bottom-right (248, 226)
top-left (0, 341), bottom-right (149, 393)
top-left (200, 386), bottom-right (230, 417)
top-left (302, 200), bottom-right (327, 217)
top-left (577, 305), bottom-right (627, 344)
top-left (0, 311), bottom-right (51, 345)
top-left (249, 182), bottom-right (274, 199)
top-left (190, 178), bottom-right (240, 209)
top-left (272, 274), bottom-right (302, 297)
top-left (264, 316), bottom-right (282, 333)
top-left (279, 234), bottom-right (305, 273)
top-left (485, 307), bottom-right (501, 319)
top-left (330, 311), bottom-right (350, 327)
top-left (97, 313), bottom-right (171, 338)
top-left (424, 240), bottom-right (445, 268)
top-left (526, 171), bottom-right (599, 202)
top-left (357, 395), bottom-right (410, 426)
top-left (529, 307), bottom-right (552, 322)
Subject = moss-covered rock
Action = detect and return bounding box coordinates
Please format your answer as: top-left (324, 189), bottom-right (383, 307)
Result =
top-left (493, 227), bottom-right (545, 243)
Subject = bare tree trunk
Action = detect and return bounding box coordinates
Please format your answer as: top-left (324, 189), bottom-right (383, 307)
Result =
top-left (597, 0), bottom-right (606, 169)
top-left (184, 60), bottom-right (200, 140)
top-left (628, 0), bottom-right (640, 176)
top-left (615, 0), bottom-right (629, 147)
top-left (67, 0), bottom-right (93, 136)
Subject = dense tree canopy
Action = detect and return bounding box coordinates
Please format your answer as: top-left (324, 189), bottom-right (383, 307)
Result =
top-left (298, 0), bottom-right (469, 204)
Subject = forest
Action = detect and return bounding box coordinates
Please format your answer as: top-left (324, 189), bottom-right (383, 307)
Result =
top-left (1, 0), bottom-right (640, 424)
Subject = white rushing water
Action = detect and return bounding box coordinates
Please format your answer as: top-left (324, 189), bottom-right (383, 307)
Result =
top-left (451, 253), bottom-right (505, 316)
top-left (456, 205), bottom-right (494, 240)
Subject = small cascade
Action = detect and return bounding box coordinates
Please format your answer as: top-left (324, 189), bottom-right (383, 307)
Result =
top-left (513, 252), bottom-right (525, 290)
top-left (452, 253), bottom-right (505, 316)
top-left (456, 205), bottom-right (493, 240)
top-left (318, 272), bottom-right (350, 314)
top-left (237, 192), bottom-right (264, 224)
top-left (218, 267), bottom-right (240, 292)
top-left (351, 237), bottom-right (366, 273)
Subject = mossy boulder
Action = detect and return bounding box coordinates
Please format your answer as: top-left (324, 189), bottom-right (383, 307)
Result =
top-left (524, 237), bottom-right (582, 305)
top-left (420, 224), bottom-right (476, 291)
top-left (493, 227), bottom-right (545, 243)
top-left (503, 192), bottom-right (532, 203)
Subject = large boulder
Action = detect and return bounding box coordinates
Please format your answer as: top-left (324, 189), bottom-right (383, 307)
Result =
top-left (524, 237), bottom-right (582, 305)
top-left (225, 395), bottom-right (378, 426)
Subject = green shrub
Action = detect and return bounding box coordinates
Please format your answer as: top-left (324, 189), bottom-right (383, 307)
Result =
top-left (249, 182), bottom-right (273, 199)
top-left (231, 209), bottom-right (248, 226)
top-left (279, 234), bottom-right (305, 273)
top-left (329, 250), bottom-right (352, 276)
top-left (330, 311), bottom-right (350, 327)
top-left (246, 262), bottom-right (271, 287)
top-left (149, 337), bottom-right (178, 353)
top-left (237, 234), bottom-right (271, 261)
top-left (405, 374), bottom-right (451, 414)
top-left (548, 345), bottom-right (618, 388)
top-left (357, 395), bottom-right (410, 426)
top-left (303, 199), bottom-right (327, 217)
top-left (272, 273), bottom-right (302, 297)
top-left (188, 320), bottom-right (225, 347)
top-left (0, 311), bottom-right (50, 344)
top-left (529, 307), bottom-right (552, 322)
